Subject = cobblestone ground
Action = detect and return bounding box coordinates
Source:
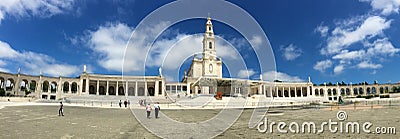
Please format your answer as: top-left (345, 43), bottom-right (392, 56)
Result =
top-left (0, 105), bottom-right (399, 138)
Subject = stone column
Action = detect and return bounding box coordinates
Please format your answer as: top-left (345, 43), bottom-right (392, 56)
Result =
top-left (144, 81), bottom-right (148, 96)
top-left (300, 87), bottom-right (303, 97)
top-left (155, 80), bottom-right (159, 96)
top-left (350, 85), bottom-right (354, 96)
top-left (96, 80), bottom-right (99, 95)
top-left (106, 80), bottom-right (109, 96)
top-left (307, 86), bottom-right (311, 97)
top-left (85, 78), bottom-right (89, 95)
top-left (125, 81), bottom-right (129, 97)
top-left (116, 81), bottom-right (119, 96)
top-left (258, 84), bottom-right (262, 95)
top-left (69, 83), bottom-right (71, 94)
top-left (262, 84), bottom-right (266, 96)
top-left (186, 82), bottom-right (190, 95)
top-left (161, 79), bottom-right (165, 97)
top-left (135, 81), bottom-right (138, 96)
top-left (295, 86), bottom-right (297, 97)
top-left (270, 86), bottom-right (273, 97)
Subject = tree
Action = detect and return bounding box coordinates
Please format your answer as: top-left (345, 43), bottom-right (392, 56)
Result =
top-left (71, 83), bottom-right (78, 93)
top-left (392, 86), bottom-right (397, 93)
top-left (0, 88), bottom-right (5, 96)
top-left (63, 83), bottom-right (69, 92)
top-left (29, 82), bottom-right (36, 91)
top-left (43, 82), bottom-right (49, 92)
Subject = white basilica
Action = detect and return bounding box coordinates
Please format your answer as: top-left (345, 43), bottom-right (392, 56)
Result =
top-left (0, 17), bottom-right (398, 102)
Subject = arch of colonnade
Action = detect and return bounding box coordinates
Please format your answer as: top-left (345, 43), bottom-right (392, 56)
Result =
top-left (0, 71), bottom-right (80, 98)
top-left (313, 84), bottom-right (398, 97)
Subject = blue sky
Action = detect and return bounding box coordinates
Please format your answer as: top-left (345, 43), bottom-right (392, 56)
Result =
top-left (0, 0), bottom-right (399, 84)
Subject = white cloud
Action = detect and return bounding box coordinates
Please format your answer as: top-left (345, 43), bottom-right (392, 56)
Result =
top-left (87, 22), bottom-right (134, 71)
top-left (0, 0), bottom-right (75, 23)
top-left (237, 69), bottom-right (256, 79)
top-left (366, 38), bottom-right (400, 56)
top-left (357, 61), bottom-right (382, 69)
top-left (361, 0), bottom-right (400, 15)
top-left (0, 40), bottom-right (79, 76)
top-left (333, 65), bottom-right (345, 74)
top-left (249, 35), bottom-right (262, 49)
top-left (0, 60), bottom-right (6, 66)
top-left (322, 16), bottom-right (391, 55)
top-left (86, 21), bottom-right (244, 77)
top-left (280, 44), bottom-right (302, 61)
top-left (0, 41), bottom-right (18, 58)
top-left (313, 60), bottom-right (332, 72)
top-left (0, 67), bottom-right (9, 73)
top-left (262, 71), bottom-right (303, 82)
top-left (315, 24), bottom-right (329, 37)
top-left (332, 50), bottom-right (365, 60)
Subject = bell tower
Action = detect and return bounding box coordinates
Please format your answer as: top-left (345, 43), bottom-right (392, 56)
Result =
top-left (203, 17), bottom-right (216, 58)
top-left (201, 17), bottom-right (222, 77)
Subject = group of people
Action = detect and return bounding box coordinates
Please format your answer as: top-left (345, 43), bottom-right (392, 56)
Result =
top-left (138, 99), bottom-right (146, 106)
top-left (57, 100), bottom-right (161, 118)
top-left (146, 102), bottom-right (161, 119)
top-left (119, 99), bottom-right (131, 108)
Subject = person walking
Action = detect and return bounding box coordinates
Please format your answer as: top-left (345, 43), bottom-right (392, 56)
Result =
top-left (146, 104), bottom-right (152, 118)
top-left (154, 102), bottom-right (160, 118)
top-left (58, 102), bottom-right (64, 116)
top-left (119, 100), bottom-right (122, 108)
top-left (124, 100), bottom-right (127, 108)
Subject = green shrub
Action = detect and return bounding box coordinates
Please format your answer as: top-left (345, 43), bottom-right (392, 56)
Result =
top-left (0, 88), bottom-right (5, 96)
top-left (364, 95), bottom-right (374, 99)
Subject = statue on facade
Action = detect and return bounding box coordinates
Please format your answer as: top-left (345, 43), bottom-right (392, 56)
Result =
top-left (159, 67), bottom-right (162, 77)
top-left (83, 65), bottom-right (87, 73)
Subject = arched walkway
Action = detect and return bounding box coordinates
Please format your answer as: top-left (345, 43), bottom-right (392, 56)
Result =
top-left (89, 85), bottom-right (95, 95)
top-left (42, 81), bottom-right (49, 92)
top-left (284, 90), bottom-right (289, 97)
top-left (50, 82), bottom-right (57, 93)
top-left (109, 86), bottom-right (115, 95)
top-left (30, 80), bottom-right (37, 92)
top-left (138, 87), bottom-right (144, 96)
top-left (99, 86), bottom-right (106, 95)
top-left (118, 86), bottom-right (124, 96)
top-left (6, 78), bottom-right (15, 91)
top-left (290, 90), bottom-right (295, 97)
top-left (63, 82), bottom-right (69, 93)
top-left (71, 82), bottom-right (78, 93)
top-left (148, 87), bottom-right (155, 96)
top-left (128, 87), bottom-right (135, 96)
top-left (20, 79), bottom-right (28, 91)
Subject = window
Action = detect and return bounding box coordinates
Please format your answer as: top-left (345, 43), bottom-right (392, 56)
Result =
top-left (209, 64), bottom-right (213, 73)
top-left (209, 42), bottom-right (212, 49)
top-left (209, 27), bottom-right (211, 31)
